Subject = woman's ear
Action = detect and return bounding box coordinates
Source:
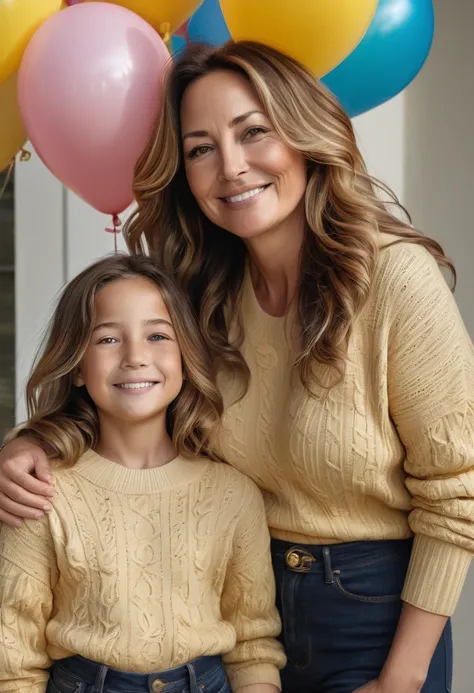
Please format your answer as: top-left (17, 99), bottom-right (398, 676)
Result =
top-left (74, 369), bottom-right (85, 387)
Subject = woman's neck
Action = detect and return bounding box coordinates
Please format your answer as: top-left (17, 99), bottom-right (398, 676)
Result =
top-left (94, 413), bottom-right (177, 469)
top-left (246, 215), bottom-right (305, 317)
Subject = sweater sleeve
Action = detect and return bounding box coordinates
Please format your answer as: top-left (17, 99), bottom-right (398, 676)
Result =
top-left (221, 478), bottom-right (286, 690)
top-left (0, 517), bottom-right (57, 693)
top-left (385, 243), bottom-right (474, 616)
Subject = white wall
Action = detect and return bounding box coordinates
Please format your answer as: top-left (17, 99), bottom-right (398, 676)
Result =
top-left (354, 94), bottom-right (405, 202)
top-left (14, 152), bottom-right (64, 423)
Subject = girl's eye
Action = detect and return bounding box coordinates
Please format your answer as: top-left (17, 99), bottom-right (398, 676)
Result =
top-left (149, 334), bottom-right (167, 342)
top-left (188, 144), bottom-right (212, 160)
top-left (98, 337), bottom-right (117, 345)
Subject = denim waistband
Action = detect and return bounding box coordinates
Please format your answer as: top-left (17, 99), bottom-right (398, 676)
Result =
top-left (51, 654), bottom-right (223, 693)
top-left (271, 537), bottom-right (413, 575)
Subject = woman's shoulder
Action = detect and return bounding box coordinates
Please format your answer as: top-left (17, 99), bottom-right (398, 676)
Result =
top-left (377, 235), bottom-right (441, 271)
top-left (374, 236), bottom-right (450, 303)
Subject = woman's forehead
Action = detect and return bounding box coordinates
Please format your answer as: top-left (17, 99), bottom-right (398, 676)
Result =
top-left (180, 70), bottom-right (264, 130)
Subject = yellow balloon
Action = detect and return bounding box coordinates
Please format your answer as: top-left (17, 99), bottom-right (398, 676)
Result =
top-left (0, 73), bottom-right (27, 172)
top-left (0, 0), bottom-right (63, 86)
top-left (220, 0), bottom-right (378, 78)
top-left (85, 0), bottom-right (201, 35)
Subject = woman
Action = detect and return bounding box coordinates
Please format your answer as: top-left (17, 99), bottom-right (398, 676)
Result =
top-left (1, 41), bottom-right (473, 693)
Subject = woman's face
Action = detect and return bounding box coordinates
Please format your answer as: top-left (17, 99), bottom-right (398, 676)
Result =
top-left (180, 69), bottom-right (307, 242)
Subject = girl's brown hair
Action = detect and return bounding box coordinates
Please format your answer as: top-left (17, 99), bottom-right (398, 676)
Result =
top-left (9, 254), bottom-right (223, 463)
top-left (126, 40), bottom-right (454, 390)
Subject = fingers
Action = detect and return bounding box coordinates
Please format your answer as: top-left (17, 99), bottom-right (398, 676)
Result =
top-left (34, 455), bottom-right (53, 484)
top-left (0, 478), bottom-right (53, 512)
top-left (0, 507), bottom-right (23, 528)
top-left (0, 492), bottom-right (48, 521)
top-left (6, 464), bottom-right (54, 497)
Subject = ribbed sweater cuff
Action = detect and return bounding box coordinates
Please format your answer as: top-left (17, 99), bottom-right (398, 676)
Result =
top-left (402, 534), bottom-right (472, 616)
top-left (228, 663), bottom-right (281, 691)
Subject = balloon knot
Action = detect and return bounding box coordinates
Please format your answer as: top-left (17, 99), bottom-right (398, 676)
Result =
top-left (105, 214), bottom-right (122, 252)
top-left (19, 148), bottom-right (31, 162)
top-left (159, 21), bottom-right (172, 50)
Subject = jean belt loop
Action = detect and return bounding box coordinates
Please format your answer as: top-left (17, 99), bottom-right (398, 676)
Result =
top-left (322, 546), bottom-right (334, 585)
top-left (91, 664), bottom-right (109, 693)
top-left (186, 662), bottom-right (200, 693)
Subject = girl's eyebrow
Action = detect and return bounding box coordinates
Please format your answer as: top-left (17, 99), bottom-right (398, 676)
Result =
top-left (93, 318), bottom-right (173, 332)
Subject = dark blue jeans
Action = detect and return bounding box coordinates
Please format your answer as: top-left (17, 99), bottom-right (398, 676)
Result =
top-left (47, 654), bottom-right (230, 693)
top-left (272, 538), bottom-right (453, 693)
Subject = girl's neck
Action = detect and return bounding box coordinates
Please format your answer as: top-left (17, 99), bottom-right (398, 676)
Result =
top-left (94, 414), bottom-right (177, 469)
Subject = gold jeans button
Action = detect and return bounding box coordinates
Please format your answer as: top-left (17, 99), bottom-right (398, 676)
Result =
top-left (151, 679), bottom-right (166, 693)
top-left (286, 551), bottom-right (301, 568)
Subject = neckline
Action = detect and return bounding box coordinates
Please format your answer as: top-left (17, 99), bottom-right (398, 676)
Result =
top-left (69, 450), bottom-right (209, 494)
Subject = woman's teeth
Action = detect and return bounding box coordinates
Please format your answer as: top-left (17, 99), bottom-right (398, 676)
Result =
top-left (225, 186), bottom-right (266, 203)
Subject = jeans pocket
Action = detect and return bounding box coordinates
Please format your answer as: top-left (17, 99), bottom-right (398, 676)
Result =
top-left (331, 553), bottom-right (406, 603)
top-left (200, 665), bottom-right (230, 693)
top-left (216, 680), bottom-right (231, 693)
top-left (47, 679), bottom-right (86, 693)
top-left (48, 665), bottom-right (87, 693)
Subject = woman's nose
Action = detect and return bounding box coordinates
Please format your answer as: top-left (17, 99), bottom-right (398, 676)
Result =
top-left (219, 142), bottom-right (249, 181)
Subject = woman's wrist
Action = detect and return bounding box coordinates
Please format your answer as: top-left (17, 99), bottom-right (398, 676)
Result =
top-left (379, 660), bottom-right (426, 692)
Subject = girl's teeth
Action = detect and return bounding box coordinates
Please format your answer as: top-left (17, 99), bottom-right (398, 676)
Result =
top-left (117, 382), bottom-right (155, 389)
top-left (226, 187), bottom-right (265, 203)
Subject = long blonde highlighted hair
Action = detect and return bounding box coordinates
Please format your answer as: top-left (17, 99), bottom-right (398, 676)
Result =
top-left (9, 254), bottom-right (223, 463)
top-left (126, 40), bottom-right (454, 389)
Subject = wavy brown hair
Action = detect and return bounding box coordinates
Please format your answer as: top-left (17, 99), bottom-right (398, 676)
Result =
top-left (9, 254), bottom-right (223, 463)
top-left (126, 40), bottom-right (454, 390)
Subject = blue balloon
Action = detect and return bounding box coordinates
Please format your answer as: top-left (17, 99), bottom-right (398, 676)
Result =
top-left (170, 34), bottom-right (187, 57)
top-left (188, 0), bottom-right (231, 47)
top-left (321, 0), bottom-right (434, 118)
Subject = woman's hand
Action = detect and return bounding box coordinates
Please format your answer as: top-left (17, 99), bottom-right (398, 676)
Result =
top-left (354, 602), bottom-right (447, 693)
top-left (354, 677), bottom-right (423, 693)
top-left (0, 437), bottom-right (53, 526)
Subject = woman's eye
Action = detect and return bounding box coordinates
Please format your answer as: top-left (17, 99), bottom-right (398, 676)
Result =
top-left (188, 145), bottom-right (212, 159)
top-left (245, 127), bottom-right (268, 139)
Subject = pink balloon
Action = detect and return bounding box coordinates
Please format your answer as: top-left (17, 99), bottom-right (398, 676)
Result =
top-left (18, 3), bottom-right (170, 215)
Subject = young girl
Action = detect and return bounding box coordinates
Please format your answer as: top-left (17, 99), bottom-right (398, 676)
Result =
top-left (0, 254), bottom-right (285, 693)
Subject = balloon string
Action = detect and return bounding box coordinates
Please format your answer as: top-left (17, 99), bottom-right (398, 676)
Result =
top-left (105, 213), bottom-right (122, 253)
top-left (159, 21), bottom-right (172, 51)
top-left (0, 159), bottom-right (15, 199)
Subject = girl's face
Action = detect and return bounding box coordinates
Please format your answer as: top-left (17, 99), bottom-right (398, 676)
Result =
top-left (77, 277), bottom-right (183, 426)
top-left (181, 69), bottom-right (308, 242)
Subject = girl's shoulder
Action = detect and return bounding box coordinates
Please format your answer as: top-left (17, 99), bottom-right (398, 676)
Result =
top-left (202, 459), bottom-right (264, 502)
